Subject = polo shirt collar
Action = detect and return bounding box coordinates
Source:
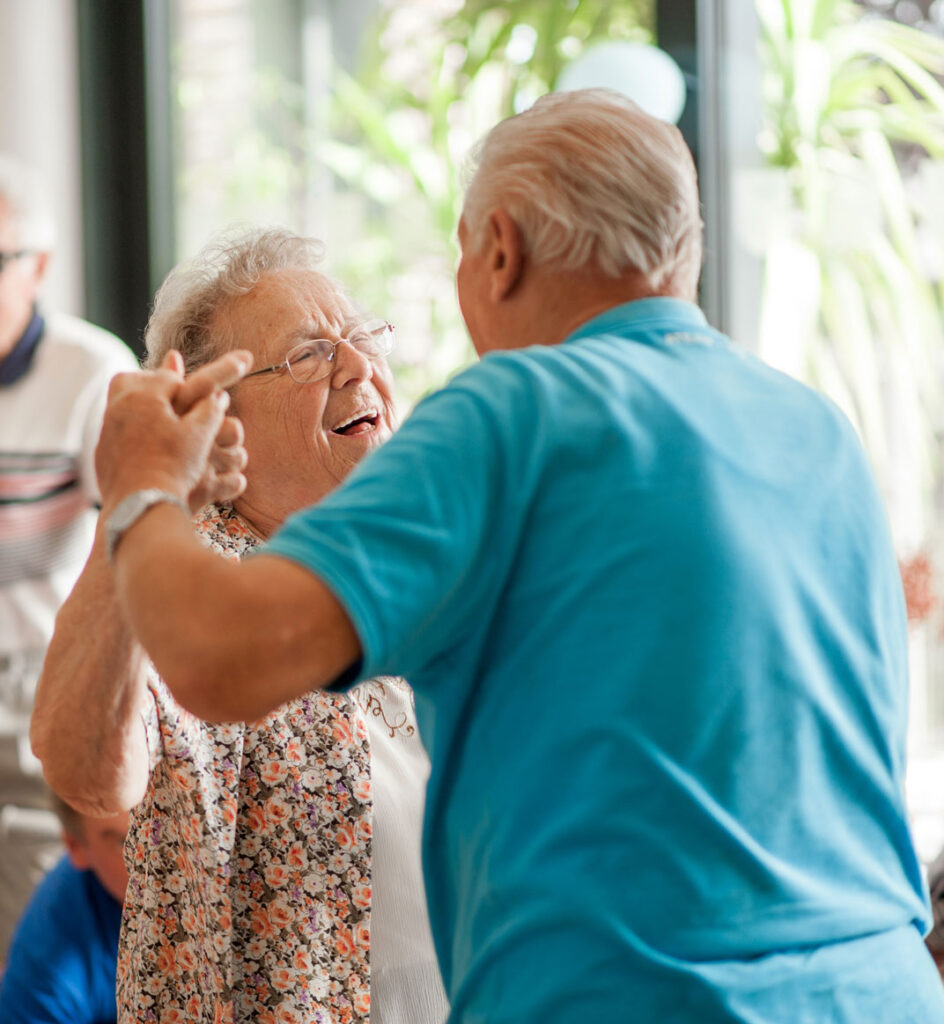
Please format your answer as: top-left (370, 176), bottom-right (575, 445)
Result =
top-left (565, 297), bottom-right (708, 345)
top-left (0, 307), bottom-right (45, 386)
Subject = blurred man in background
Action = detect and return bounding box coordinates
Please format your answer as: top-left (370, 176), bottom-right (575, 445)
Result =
top-left (0, 154), bottom-right (136, 954)
top-left (0, 793), bottom-right (127, 1023)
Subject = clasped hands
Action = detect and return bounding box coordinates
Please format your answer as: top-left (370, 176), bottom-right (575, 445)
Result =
top-left (95, 349), bottom-right (255, 517)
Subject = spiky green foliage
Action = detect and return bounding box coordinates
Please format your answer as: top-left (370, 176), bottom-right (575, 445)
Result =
top-left (321, 0), bottom-right (654, 402)
top-left (757, 0), bottom-right (944, 522)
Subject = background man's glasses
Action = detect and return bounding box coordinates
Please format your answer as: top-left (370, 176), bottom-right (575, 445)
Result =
top-left (244, 319), bottom-right (395, 384)
top-left (0, 250), bottom-right (36, 274)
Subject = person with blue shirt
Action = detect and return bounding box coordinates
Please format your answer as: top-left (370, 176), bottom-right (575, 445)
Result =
top-left (0, 795), bottom-right (126, 1023)
top-left (81, 88), bottom-right (943, 1021)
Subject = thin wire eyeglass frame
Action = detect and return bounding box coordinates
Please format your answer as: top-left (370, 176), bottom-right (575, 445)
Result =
top-left (242, 319), bottom-right (396, 384)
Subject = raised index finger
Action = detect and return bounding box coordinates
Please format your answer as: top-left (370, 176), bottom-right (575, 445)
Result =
top-left (173, 350), bottom-right (254, 414)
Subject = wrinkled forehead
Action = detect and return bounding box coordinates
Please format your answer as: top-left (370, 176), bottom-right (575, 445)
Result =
top-left (212, 267), bottom-right (357, 364)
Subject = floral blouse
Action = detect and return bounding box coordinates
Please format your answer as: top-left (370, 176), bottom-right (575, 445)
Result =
top-left (117, 504), bottom-right (377, 1023)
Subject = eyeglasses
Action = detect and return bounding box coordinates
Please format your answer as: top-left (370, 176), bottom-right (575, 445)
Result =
top-left (243, 319), bottom-right (395, 384)
top-left (0, 250), bottom-right (36, 274)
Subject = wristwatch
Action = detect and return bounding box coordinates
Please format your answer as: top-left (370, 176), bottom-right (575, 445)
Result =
top-left (105, 488), bottom-right (189, 564)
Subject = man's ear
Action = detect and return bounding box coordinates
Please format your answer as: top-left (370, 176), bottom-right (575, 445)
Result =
top-left (26, 251), bottom-right (51, 300)
top-left (62, 831), bottom-right (91, 871)
top-left (34, 251), bottom-right (51, 280)
top-left (486, 209), bottom-right (525, 302)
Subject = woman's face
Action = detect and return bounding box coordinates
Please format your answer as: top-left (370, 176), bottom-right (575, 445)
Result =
top-left (215, 268), bottom-right (398, 534)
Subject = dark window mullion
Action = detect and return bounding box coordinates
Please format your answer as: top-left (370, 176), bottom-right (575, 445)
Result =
top-left (76, 0), bottom-right (152, 358)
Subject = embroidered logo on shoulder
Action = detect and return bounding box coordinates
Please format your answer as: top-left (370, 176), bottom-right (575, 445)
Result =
top-left (663, 331), bottom-right (715, 347)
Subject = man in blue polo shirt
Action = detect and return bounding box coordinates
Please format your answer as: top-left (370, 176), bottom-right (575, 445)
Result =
top-left (0, 795), bottom-right (127, 1022)
top-left (86, 88), bottom-right (943, 1021)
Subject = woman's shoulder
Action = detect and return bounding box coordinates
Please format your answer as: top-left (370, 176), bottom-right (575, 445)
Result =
top-left (193, 502), bottom-right (261, 561)
top-left (350, 676), bottom-right (419, 744)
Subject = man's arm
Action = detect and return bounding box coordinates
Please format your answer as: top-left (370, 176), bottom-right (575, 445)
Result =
top-left (94, 349), bottom-right (360, 724)
top-left (111, 511), bottom-right (360, 723)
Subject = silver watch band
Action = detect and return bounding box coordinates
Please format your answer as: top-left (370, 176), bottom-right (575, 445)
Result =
top-left (104, 488), bottom-right (189, 564)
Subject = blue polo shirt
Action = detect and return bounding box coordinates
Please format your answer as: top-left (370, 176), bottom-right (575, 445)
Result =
top-left (0, 856), bottom-right (122, 1023)
top-left (266, 298), bottom-right (942, 1021)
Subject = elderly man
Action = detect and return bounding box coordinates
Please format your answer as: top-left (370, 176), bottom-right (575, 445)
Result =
top-left (86, 90), bottom-right (942, 1021)
top-left (0, 155), bottom-right (135, 952)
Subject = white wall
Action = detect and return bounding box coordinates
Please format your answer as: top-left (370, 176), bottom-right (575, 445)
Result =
top-left (0, 0), bottom-right (83, 315)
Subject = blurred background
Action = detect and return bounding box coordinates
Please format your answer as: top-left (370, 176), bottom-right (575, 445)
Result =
top-left (3, 0), bottom-right (944, 855)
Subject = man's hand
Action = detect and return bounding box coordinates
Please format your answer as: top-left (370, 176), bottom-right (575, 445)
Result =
top-left (95, 350), bottom-right (253, 513)
top-left (165, 351), bottom-right (252, 511)
top-left (188, 412), bottom-right (248, 513)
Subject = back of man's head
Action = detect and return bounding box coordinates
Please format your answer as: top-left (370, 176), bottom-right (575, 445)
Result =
top-left (0, 155), bottom-right (56, 251)
top-left (462, 88), bottom-right (702, 298)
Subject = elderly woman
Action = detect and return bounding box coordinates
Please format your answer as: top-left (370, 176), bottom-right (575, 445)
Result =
top-left (30, 228), bottom-right (448, 1024)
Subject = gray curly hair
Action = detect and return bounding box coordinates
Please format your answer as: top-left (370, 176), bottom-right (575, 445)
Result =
top-left (144, 226), bottom-right (332, 372)
top-left (462, 88), bottom-right (703, 296)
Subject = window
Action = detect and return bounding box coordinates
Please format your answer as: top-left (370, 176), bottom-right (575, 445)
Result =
top-left (162, 0), bottom-right (675, 406)
top-left (721, 0), bottom-right (944, 857)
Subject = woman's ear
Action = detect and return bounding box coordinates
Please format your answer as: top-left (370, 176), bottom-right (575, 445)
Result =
top-left (486, 209), bottom-right (525, 302)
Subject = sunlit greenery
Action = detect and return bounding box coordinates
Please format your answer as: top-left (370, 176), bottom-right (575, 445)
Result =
top-left (171, 1), bottom-right (656, 405)
top-left (321, 0), bottom-right (655, 404)
top-left (756, 0), bottom-right (944, 543)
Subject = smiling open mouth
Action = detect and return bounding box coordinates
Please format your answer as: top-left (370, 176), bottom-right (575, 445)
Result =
top-left (332, 410), bottom-right (380, 436)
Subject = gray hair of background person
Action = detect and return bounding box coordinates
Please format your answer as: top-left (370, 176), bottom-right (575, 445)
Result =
top-left (144, 227), bottom-right (339, 374)
top-left (48, 791), bottom-right (85, 841)
top-left (461, 88), bottom-right (703, 297)
top-left (0, 155), bottom-right (57, 251)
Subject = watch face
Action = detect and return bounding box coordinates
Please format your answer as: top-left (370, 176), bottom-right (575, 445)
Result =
top-left (114, 494), bottom-right (141, 531)
top-left (116, 491), bottom-right (153, 530)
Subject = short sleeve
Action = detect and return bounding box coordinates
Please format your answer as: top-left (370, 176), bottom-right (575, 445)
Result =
top-left (0, 881), bottom-right (99, 1023)
top-left (0, 949), bottom-right (91, 1023)
top-left (264, 358), bottom-right (541, 684)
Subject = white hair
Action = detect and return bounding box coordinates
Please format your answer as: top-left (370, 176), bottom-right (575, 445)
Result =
top-left (461, 89), bottom-right (703, 296)
top-left (145, 226), bottom-right (333, 371)
top-left (0, 155), bottom-right (56, 251)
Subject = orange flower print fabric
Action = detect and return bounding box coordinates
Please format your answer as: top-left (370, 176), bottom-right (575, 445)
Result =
top-left (117, 504), bottom-right (373, 1023)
